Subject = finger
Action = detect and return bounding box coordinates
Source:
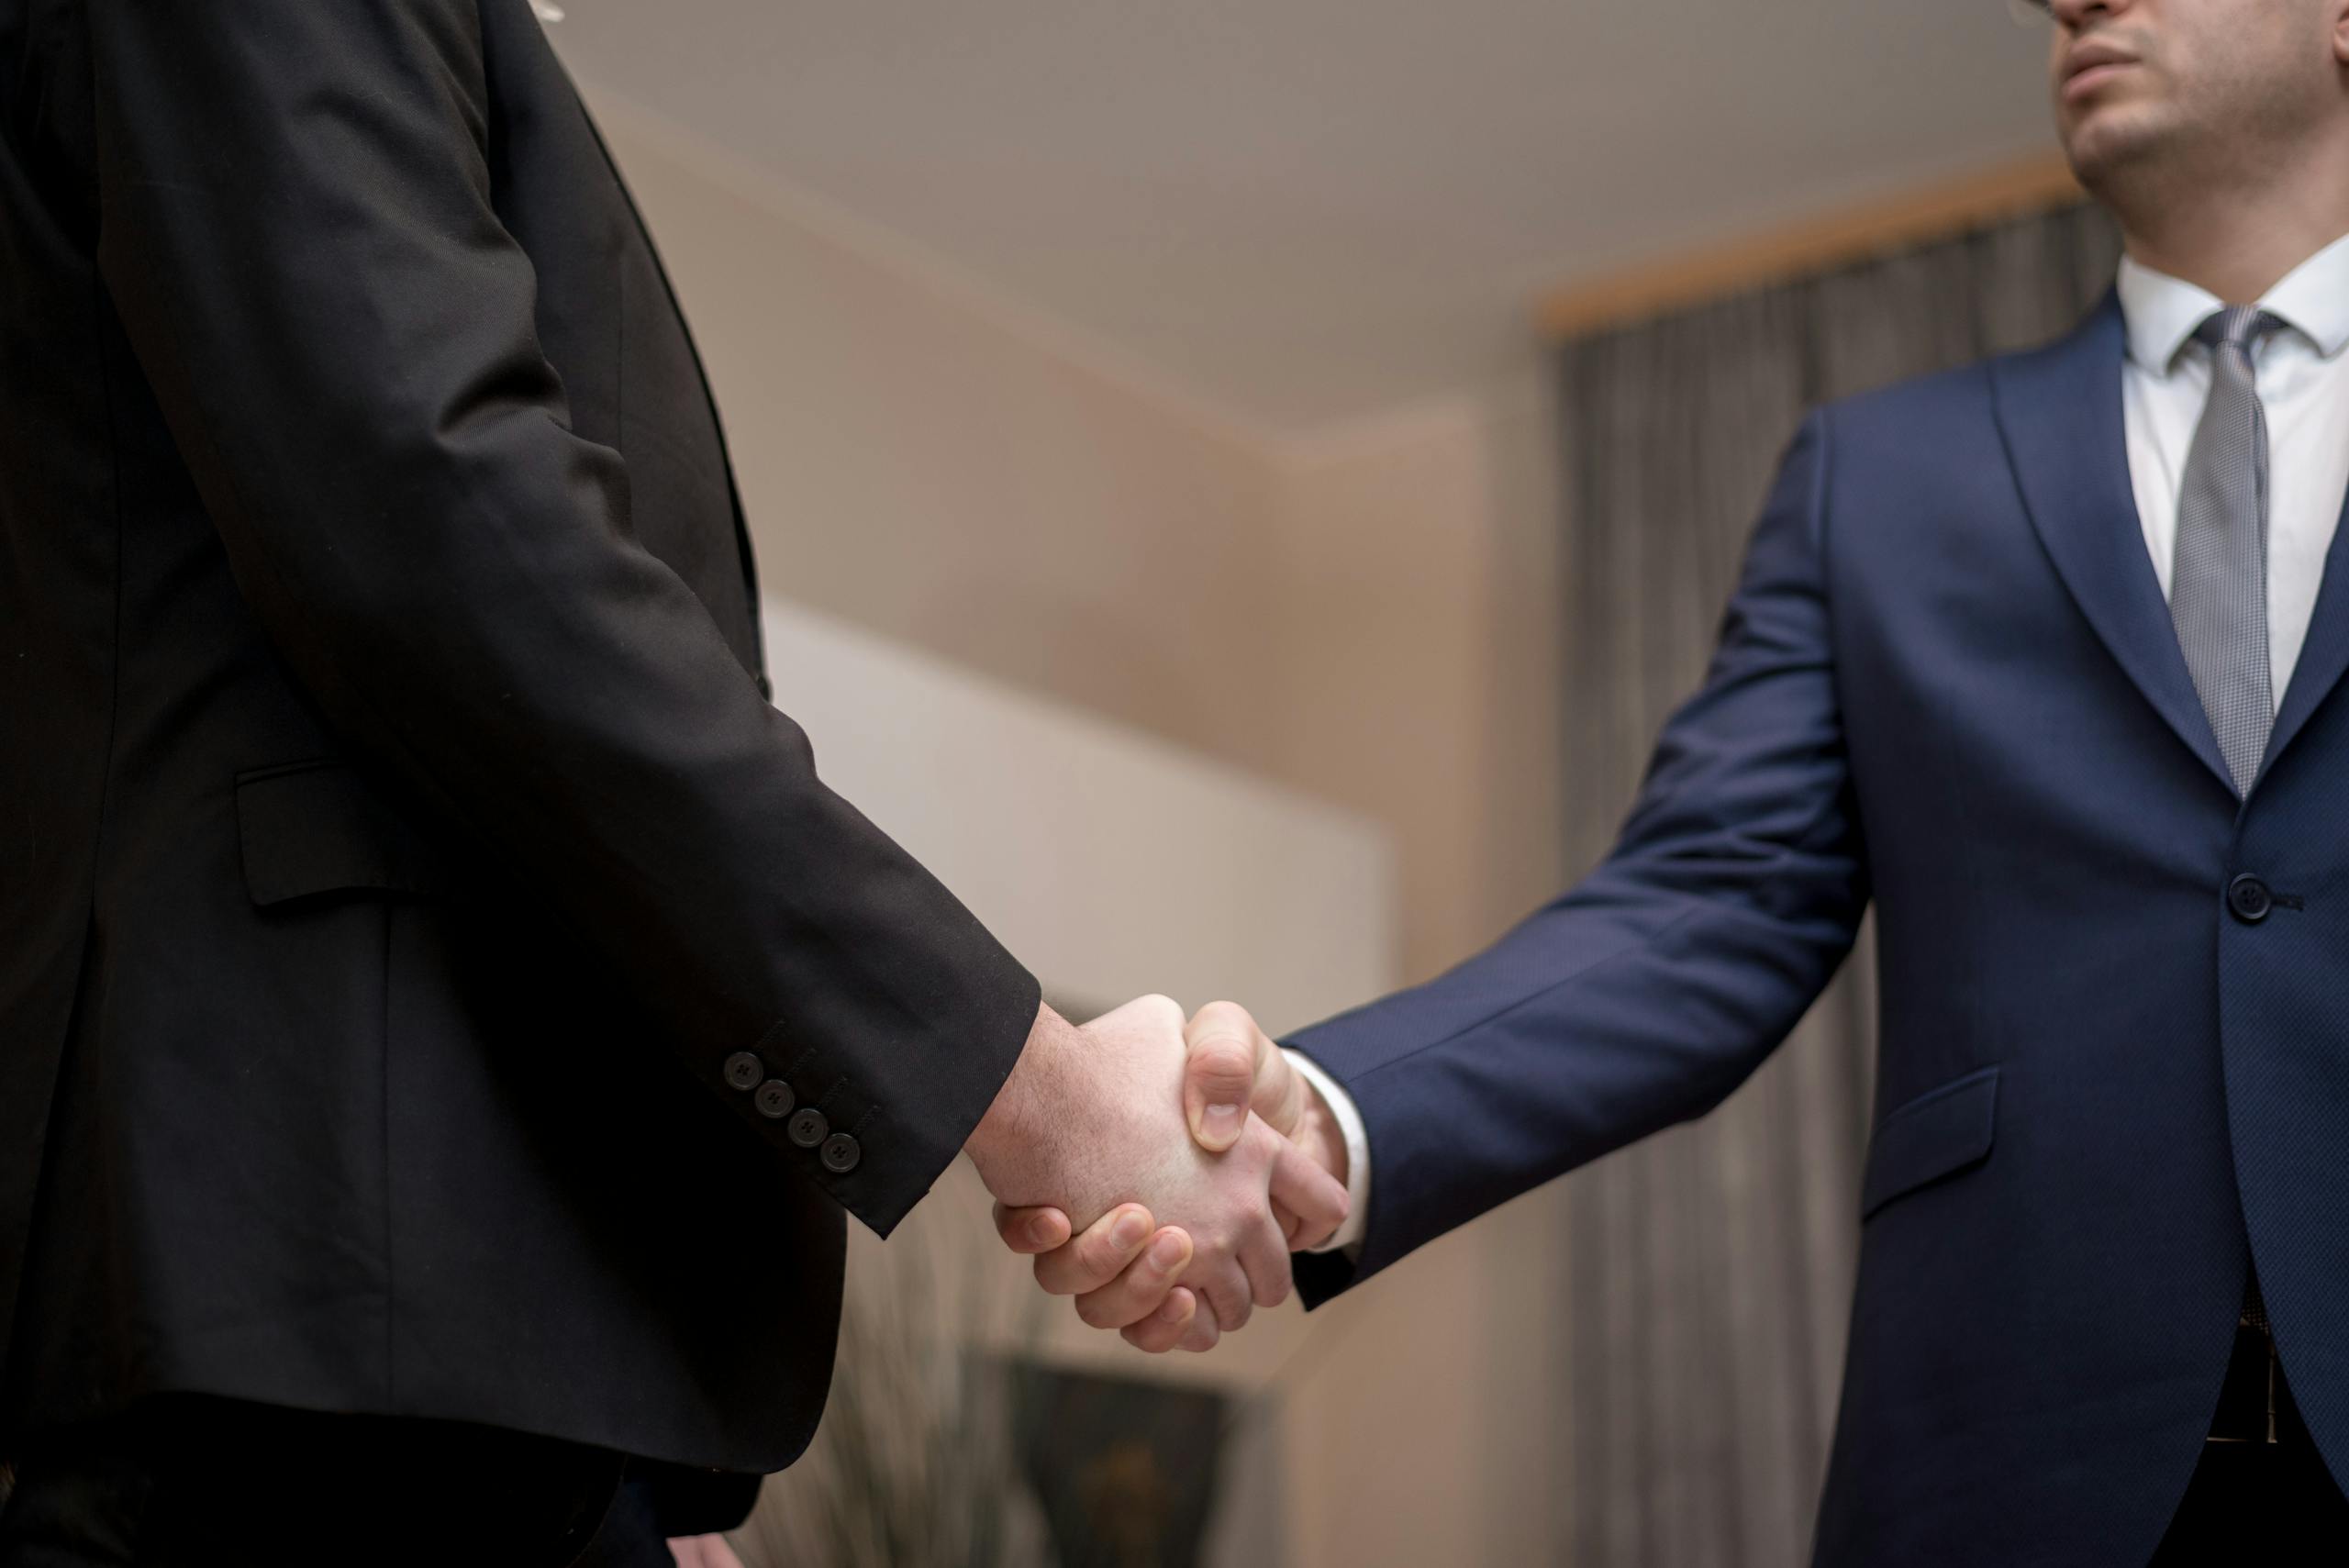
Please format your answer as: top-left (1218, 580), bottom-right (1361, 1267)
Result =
top-left (1120, 1285), bottom-right (1199, 1353)
top-left (1237, 1208), bottom-right (1294, 1310)
top-left (1192, 1000), bottom-right (1314, 1141)
top-left (1075, 1227), bottom-right (1194, 1330)
top-left (1195, 1258), bottom-right (1253, 1333)
top-left (993, 1202), bottom-right (1072, 1256)
top-left (1032, 1204), bottom-right (1154, 1296)
top-left (1269, 1137), bottom-right (1350, 1251)
top-left (1177, 1305), bottom-right (1222, 1352)
top-left (1183, 1001), bottom-right (1266, 1152)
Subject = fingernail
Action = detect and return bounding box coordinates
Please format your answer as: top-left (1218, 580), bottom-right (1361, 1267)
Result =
top-left (1029, 1215), bottom-right (1059, 1247)
top-left (1158, 1294), bottom-right (1191, 1324)
top-left (1150, 1231), bottom-right (1188, 1269)
top-left (1111, 1210), bottom-right (1150, 1250)
top-left (1202, 1103), bottom-right (1243, 1140)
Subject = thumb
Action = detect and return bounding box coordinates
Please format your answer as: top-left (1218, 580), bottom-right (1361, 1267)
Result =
top-left (1184, 1000), bottom-right (1297, 1151)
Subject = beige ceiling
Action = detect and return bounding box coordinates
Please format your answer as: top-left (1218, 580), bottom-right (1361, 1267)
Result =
top-left (548, 1), bottom-right (2059, 438)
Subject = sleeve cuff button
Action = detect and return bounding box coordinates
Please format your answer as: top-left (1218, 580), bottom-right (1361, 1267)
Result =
top-left (786, 1107), bottom-right (829, 1149)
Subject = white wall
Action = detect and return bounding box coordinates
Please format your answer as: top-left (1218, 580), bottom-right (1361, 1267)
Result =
top-left (590, 92), bottom-right (1302, 786)
top-left (762, 598), bottom-right (1393, 1033)
top-left (746, 596), bottom-right (1397, 1565)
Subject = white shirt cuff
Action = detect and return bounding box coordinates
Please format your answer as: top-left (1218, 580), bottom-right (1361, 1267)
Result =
top-left (1283, 1048), bottom-right (1371, 1256)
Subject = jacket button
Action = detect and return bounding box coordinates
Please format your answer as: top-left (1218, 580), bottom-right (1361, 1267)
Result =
top-left (754, 1080), bottom-right (796, 1119)
top-left (820, 1133), bottom-right (862, 1174)
top-left (2229, 874), bottom-right (2273, 924)
top-left (722, 1051), bottom-right (764, 1091)
top-left (787, 1107), bottom-right (829, 1149)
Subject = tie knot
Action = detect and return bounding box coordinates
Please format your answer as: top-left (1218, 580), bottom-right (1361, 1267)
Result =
top-left (2196, 306), bottom-right (2283, 355)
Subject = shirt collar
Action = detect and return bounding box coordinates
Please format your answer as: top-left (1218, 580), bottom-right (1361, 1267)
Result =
top-left (2119, 230), bottom-right (2349, 371)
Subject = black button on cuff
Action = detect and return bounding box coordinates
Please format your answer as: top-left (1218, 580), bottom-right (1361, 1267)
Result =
top-left (2229, 873), bottom-right (2274, 924)
top-left (722, 1051), bottom-right (764, 1091)
top-left (754, 1080), bottom-right (796, 1119)
top-left (819, 1132), bottom-right (862, 1174)
top-left (787, 1107), bottom-right (829, 1149)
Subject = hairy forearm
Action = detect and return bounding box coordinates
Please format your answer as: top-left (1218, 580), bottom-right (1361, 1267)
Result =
top-left (964, 1003), bottom-right (1075, 1180)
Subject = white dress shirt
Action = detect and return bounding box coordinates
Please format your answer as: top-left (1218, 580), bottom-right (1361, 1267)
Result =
top-left (2118, 234), bottom-right (2349, 698)
top-left (1283, 1048), bottom-right (1372, 1252)
top-left (1295, 234), bottom-right (2349, 1259)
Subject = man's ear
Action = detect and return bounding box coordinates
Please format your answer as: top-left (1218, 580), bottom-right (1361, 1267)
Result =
top-left (2334, 0), bottom-right (2349, 68)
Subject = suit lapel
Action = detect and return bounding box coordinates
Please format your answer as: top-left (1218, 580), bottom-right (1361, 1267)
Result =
top-left (2263, 484), bottom-right (2349, 784)
top-left (1990, 291), bottom-right (2238, 796)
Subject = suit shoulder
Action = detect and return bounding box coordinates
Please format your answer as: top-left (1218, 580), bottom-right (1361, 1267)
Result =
top-left (1815, 301), bottom-right (2115, 448)
top-left (1816, 359), bottom-right (1997, 447)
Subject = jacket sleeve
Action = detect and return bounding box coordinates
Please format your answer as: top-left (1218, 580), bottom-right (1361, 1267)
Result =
top-left (1289, 410), bottom-right (1867, 1302)
top-left (83, 0), bottom-right (1038, 1236)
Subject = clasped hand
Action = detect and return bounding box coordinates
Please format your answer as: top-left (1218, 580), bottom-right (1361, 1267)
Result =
top-left (964, 995), bottom-right (1347, 1354)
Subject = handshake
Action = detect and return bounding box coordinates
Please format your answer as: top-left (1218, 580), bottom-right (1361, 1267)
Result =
top-left (961, 995), bottom-right (1350, 1353)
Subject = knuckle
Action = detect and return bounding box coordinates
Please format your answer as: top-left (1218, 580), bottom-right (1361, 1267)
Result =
top-left (1194, 999), bottom-right (1249, 1032)
top-left (1196, 1043), bottom-right (1252, 1084)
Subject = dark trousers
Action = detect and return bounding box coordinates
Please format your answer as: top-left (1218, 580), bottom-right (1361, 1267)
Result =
top-left (0, 1396), bottom-right (677, 1568)
top-left (2150, 1332), bottom-right (2349, 1564)
top-left (2150, 1439), bottom-right (2349, 1564)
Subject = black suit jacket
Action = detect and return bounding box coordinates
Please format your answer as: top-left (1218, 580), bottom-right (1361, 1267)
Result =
top-left (0, 0), bottom-right (1039, 1473)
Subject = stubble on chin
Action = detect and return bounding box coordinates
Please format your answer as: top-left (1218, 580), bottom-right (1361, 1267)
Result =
top-left (2062, 101), bottom-right (2183, 209)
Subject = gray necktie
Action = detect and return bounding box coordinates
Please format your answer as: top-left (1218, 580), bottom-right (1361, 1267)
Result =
top-left (2171, 306), bottom-right (2283, 795)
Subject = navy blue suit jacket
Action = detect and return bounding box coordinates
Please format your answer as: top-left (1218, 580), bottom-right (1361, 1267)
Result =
top-left (1288, 295), bottom-right (2349, 1563)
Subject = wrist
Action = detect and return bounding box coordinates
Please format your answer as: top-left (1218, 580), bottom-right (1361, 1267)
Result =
top-left (965, 1002), bottom-right (1073, 1189)
top-left (1292, 1078), bottom-right (1350, 1190)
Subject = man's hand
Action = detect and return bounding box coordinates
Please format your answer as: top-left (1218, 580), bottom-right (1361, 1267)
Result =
top-left (990, 999), bottom-right (1350, 1351)
top-left (1181, 1001), bottom-right (1349, 1225)
top-left (992, 1196), bottom-right (1213, 1352)
top-left (964, 996), bottom-right (1346, 1337)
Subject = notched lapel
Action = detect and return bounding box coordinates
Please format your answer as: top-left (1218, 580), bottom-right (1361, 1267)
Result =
top-left (2264, 487), bottom-right (2349, 785)
top-left (1990, 292), bottom-right (2238, 797)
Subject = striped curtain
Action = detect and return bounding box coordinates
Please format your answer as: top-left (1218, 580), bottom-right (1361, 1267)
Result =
top-left (1553, 200), bottom-right (2121, 1567)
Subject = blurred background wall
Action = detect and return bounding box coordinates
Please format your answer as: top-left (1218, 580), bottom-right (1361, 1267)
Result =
top-left (526, 5), bottom-right (2105, 1562)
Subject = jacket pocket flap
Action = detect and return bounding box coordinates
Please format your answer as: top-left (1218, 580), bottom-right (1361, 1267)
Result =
top-left (236, 760), bottom-right (450, 906)
top-left (1860, 1064), bottom-right (1999, 1220)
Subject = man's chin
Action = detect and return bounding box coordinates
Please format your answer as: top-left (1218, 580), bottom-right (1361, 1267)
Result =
top-left (2059, 105), bottom-right (2177, 195)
